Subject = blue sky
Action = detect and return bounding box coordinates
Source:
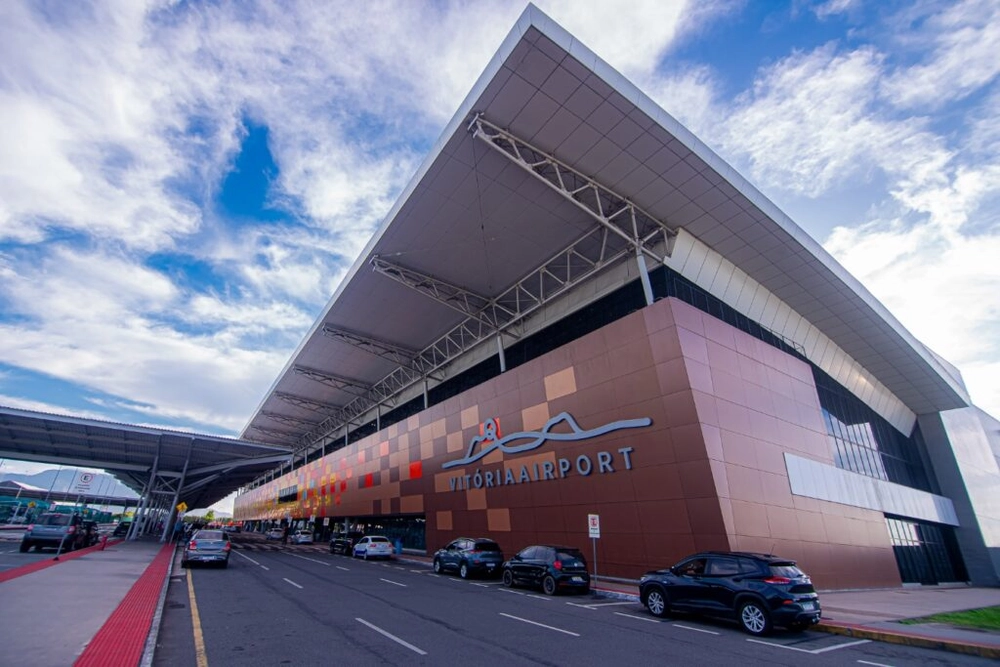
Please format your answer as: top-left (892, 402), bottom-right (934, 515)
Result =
top-left (1, 0), bottom-right (998, 512)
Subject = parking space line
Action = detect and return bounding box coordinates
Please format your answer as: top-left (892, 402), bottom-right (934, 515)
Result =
top-left (672, 623), bottom-right (719, 635)
top-left (614, 612), bottom-right (660, 624)
top-left (812, 639), bottom-right (871, 653)
top-left (499, 612), bottom-right (579, 637)
top-left (471, 583), bottom-right (490, 588)
top-left (336, 565), bottom-right (350, 571)
top-left (380, 578), bottom-right (407, 587)
top-left (410, 569), bottom-right (426, 573)
top-left (857, 660), bottom-right (894, 667)
top-left (356, 618), bottom-right (427, 656)
top-left (283, 578), bottom-right (303, 589)
top-left (500, 588), bottom-right (525, 596)
top-left (567, 601), bottom-right (633, 609)
top-left (747, 637), bottom-right (872, 655)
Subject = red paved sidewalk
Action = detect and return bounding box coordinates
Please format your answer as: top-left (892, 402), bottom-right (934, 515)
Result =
top-left (74, 542), bottom-right (174, 667)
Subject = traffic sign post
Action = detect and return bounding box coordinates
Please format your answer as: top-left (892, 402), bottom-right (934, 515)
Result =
top-left (588, 514), bottom-right (600, 589)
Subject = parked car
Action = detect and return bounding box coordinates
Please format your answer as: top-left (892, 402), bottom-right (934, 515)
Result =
top-left (112, 522), bottom-right (131, 538)
top-left (502, 545), bottom-right (590, 595)
top-left (20, 513), bottom-right (98, 552)
top-left (352, 535), bottom-right (394, 560)
top-left (639, 551), bottom-right (822, 636)
top-left (265, 528), bottom-right (285, 541)
top-left (181, 529), bottom-right (231, 568)
top-left (433, 538), bottom-right (504, 579)
top-left (290, 530), bottom-right (314, 545)
top-left (329, 531), bottom-right (364, 555)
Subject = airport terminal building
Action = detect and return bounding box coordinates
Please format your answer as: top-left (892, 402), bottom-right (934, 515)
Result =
top-left (234, 6), bottom-right (1000, 590)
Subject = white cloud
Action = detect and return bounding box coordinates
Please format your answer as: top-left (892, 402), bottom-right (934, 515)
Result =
top-left (880, 0), bottom-right (1000, 110)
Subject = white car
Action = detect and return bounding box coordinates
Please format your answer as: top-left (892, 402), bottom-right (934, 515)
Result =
top-left (352, 535), bottom-right (394, 560)
top-left (290, 530), bottom-right (314, 545)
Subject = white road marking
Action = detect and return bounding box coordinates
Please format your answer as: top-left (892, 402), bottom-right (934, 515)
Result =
top-left (567, 601), bottom-right (634, 609)
top-left (394, 566), bottom-right (408, 571)
top-left (812, 639), bottom-right (871, 653)
top-left (286, 553), bottom-right (329, 566)
top-left (499, 612), bottom-right (580, 637)
top-left (500, 588), bottom-right (525, 596)
top-left (471, 583), bottom-right (490, 588)
top-left (232, 551), bottom-right (260, 566)
top-left (614, 612), bottom-right (660, 623)
top-left (261, 566), bottom-right (270, 571)
top-left (283, 578), bottom-right (303, 589)
top-left (526, 594), bottom-right (552, 601)
top-left (747, 638), bottom-right (871, 654)
top-left (336, 566), bottom-right (350, 571)
top-left (380, 578), bottom-right (407, 587)
top-left (410, 569), bottom-right (426, 573)
top-left (672, 623), bottom-right (720, 635)
top-left (858, 660), bottom-right (895, 667)
top-left (356, 618), bottom-right (427, 656)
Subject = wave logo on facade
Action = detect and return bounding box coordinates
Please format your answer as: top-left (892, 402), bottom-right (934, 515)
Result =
top-left (442, 412), bottom-right (652, 470)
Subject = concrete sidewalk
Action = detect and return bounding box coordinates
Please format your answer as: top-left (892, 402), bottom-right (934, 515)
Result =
top-left (0, 537), bottom-right (171, 667)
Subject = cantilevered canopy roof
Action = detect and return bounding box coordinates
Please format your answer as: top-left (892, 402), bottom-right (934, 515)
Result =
top-left (0, 407), bottom-right (291, 510)
top-left (242, 4), bottom-right (969, 464)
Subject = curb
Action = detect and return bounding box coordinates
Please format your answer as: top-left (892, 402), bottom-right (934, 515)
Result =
top-left (813, 622), bottom-right (1000, 660)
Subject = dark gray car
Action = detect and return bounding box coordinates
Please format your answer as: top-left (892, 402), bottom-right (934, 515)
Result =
top-left (20, 513), bottom-right (96, 552)
top-left (433, 538), bottom-right (504, 578)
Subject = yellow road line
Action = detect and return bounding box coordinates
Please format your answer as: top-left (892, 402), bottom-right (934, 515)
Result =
top-left (186, 570), bottom-right (209, 667)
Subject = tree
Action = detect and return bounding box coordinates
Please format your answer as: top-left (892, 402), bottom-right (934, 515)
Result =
top-left (204, 510), bottom-right (215, 523)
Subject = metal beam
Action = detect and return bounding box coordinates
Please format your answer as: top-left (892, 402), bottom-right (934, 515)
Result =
top-left (0, 450), bottom-right (150, 473)
top-left (186, 452), bottom-right (293, 478)
top-left (262, 411), bottom-right (321, 430)
top-left (292, 365), bottom-right (371, 395)
top-left (469, 113), bottom-right (676, 263)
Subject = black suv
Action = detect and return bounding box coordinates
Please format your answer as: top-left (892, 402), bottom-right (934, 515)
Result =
top-left (329, 531), bottom-right (364, 555)
top-left (433, 538), bottom-right (504, 579)
top-left (639, 551), bottom-right (821, 635)
top-left (502, 545), bottom-right (590, 595)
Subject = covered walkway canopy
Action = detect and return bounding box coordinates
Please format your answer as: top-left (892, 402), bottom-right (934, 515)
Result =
top-left (0, 406), bottom-right (292, 519)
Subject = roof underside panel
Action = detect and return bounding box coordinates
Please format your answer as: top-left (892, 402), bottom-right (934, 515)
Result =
top-left (241, 7), bottom-right (965, 455)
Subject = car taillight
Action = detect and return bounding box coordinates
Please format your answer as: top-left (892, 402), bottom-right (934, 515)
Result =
top-left (553, 560), bottom-right (563, 570)
top-left (188, 540), bottom-right (197, 549)
top-left (26, 524), bottom-right (34, 531)
top-left (67, 526), bottom-right (76, 534)
top-left (764, 576), bottom-right (791, 584)
top-left (224, 542), bottom-right (231, 552)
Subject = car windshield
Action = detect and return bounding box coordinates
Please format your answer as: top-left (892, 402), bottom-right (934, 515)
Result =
top-left (474, 541), bottom-right (501, 551)
top-left (195, 531), bottom-right (226, 540)
top-left (38, 514), bottom-right (72, 526)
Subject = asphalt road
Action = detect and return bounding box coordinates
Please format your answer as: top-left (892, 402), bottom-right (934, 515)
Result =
top-left (152, 537), bottom-right (996, 667)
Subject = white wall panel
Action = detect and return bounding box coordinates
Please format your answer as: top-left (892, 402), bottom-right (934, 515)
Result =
top-left (785, 453), bottom-right (959, 525)
top-left (669, 235), bottom-right (916, 434)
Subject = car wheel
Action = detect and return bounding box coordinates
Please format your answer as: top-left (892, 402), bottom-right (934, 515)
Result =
top-left (738, 600), bottom-right (772, 636)
top-left (645, 588), bottom-right (669, 618)
top-left (459, 562), bottom-right (470, 579)
top-left (363, 550), bottom-right (368, 560)
top-left (502, 570), bottom-right (514, 588)
top-left (19, 541), bottom-right (29, 553)
top-left (181, 560), bottom-right (188, 568)
top-left (433, 558), bottom-right (443, 574)
top-left (542, 575), bottom-right (557, 596)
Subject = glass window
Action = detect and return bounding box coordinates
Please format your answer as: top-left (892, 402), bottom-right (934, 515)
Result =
top-left (706, 558), bottom-right (740, 576)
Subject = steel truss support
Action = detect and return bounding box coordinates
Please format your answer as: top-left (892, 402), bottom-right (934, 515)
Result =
top-left (468, 113), bottom-right (677, 270)
top-left (262, 411), bottom-right (321, 430)
top-left (258, 115), bottom-right (680, 482)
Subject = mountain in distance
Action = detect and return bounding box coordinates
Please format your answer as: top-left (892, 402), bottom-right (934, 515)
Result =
top-left (0, 469), bottom-right (139, 499)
